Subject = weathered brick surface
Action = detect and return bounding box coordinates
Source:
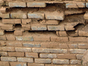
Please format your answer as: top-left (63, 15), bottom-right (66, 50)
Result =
top-left (0, 1), bottom-right (88, 66)
top-left (17, 57), bottom-right (33, 62)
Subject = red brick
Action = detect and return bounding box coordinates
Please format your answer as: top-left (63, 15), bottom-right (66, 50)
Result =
top-left (2, 19), bottom-right (21, 24)
top-left (34, 35), bottom-right (50, 42)
top-left (51, 37), bottom-right (68, 42)
top-left (0, 7), bottom-right (6, 13)
top-left (0, 62), bottom-right (9, 66)
top-left (14, 30), bottom-right (23, 36)
top-left (22, 24), bottom-right (30, 30)
top-left (57, 54), bottom-right (76, 59)
top-left (69, 37), bottom-right (87, 42)
top-left (6, 34), bottom-right (15, 41)
top-left (8, 52), bottom-right (24, 57)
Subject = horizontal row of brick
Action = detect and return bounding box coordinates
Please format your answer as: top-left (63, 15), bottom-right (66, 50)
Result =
top-left (0, 62), bottom-right (81, 66)
top-left (0, 12), bottom-right (64, 20)
top-left (8, 2), bottom-right (86, 8)
top-left (0, 52), bottom-right (83, 59)
top-left (0, 47), bottom-right (87, 54)
top-left (0, 34), bottom-right (88, 42)
top-left (0, 60), bottom-right (81, 66)
top-left (2, 41), bottom-right (88, 49)
top-left (1, 1), bottom-right (88, 8)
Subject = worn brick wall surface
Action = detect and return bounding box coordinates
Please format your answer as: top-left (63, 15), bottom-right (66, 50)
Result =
top-left (0, 0), bottom-right (88, 66)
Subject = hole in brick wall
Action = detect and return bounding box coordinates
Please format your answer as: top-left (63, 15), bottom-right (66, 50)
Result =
top-left (28, 31), bottom-right (56, 34)
top-left (14, 24), bottom-right (22, 28)
top-left (6, 7), bottom-right (39, 13)
top-left (67, 30), bottom-right (76, 36)
top-left (0, 17), bottom-right (2, 20)
top-left (5, 31), bottom-right (14, 34)
top-left (74, 24), bottom-right (85, 30)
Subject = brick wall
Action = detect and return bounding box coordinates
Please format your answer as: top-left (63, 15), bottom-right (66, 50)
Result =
top-left (0, 0), bottom-right (88, 66)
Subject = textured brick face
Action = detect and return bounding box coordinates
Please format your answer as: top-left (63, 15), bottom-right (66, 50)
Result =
top-left (0, 0), bottom-right (88, 66)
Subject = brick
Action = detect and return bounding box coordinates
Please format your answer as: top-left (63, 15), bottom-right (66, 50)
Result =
top-left (53, 59), bottom-right (69, 64)
top-left (6, 41), bottom-right (22, 47)
top-left (76, 54), bottom-right (83, 60)
top-left (31, 24), bottom-right (47, 30)
top-left (22, 19), bottom-right (31, 24)
top-left (45, 64), bottom-right (81, 66)
top-left (45, 20), bottom-right (59, 25)
top-left (1, 57), bottom-right (16, 61)
top-left (58, 31), bottom-right (67, 37)
top-left (15, 47), bottom-right (31, 52)
top-left (51, 37), bottom-right (68, 42)
top-left (48, 25), bottom-right (64, 31)
top-left (6, 34), bottom-right (15, 41)
top-left (17, 57), bottom-right (33, 63)
top-left (0, 7), bottom-right (6, 13)
top-left (66, 2), bottom-right (85, 8)
top-left (65, 26), bottom-right (75, 31)
top-left (0, 62), bottom-right (9, 66)
top-left (69, 49), bottom-right (87, 54)
top-left (70, 60), bottom-right (81, 64)
top-left (0, 30), bottom-right (4, 35)
top-left (28, 13), bottom-right (44, 19)
top-left (78, 43), bottom-right (88, 49)
top-left (45, 11), bottom-right (64, 20)
top-left (84, 13), bottom-right (88, 19)
top-left (78, 30), bottom-right (88, 36)
top-left (68, 44), bottom-right (78, 49)
top-left (1, 24), bottom-right (13, 30)
top-left (16, 36), bottom-right (33, 41)
top-left (66, 3), bottom-right (78, 8)
top-left (0, 47), bottom-right (15, 51)
top-left (11, 13), bottom-right (27, 19)
top-left (14, 30), bottom-right (23, 36)
top-left (69, 37), bottom-right (87, 42)
top-left (10, 62), bottom-right (26, 66)
top-left (0, 41), bottom-right (6, 46)
top-left (34, 36), bottom-right (50, 42)
top-left (41, 42), bottom-right (59, 48)
top-left (28, 63), bottom-right (44, 66)
top-left (32, 48), bottom-right (67, 53)
top-left (0, 36), bottom-right (6, 40)
top-left (2, 19), bottom-right (21, 24)
top-left (59, 44), bottom-right (68, 49)
top-left (27, 2), bottom-right (46, 7)
top-left (23, 42), bottom-right (41, 47)
top-left (0, 52), bottom-right (7, 56)
top-left (40, 54), bottom-right (57, 58)
top-left (9, 2), bottom-right (26, 7)
top-left (0, 13), bottom-right (9, 18)
top-left (57, 54), bottom-right (76, 59)
top-left (25, 52), bottom-right (38, 58)
top-left (22, 24), bottom-right (30, 30)
top-left (8, 52), bottom-right (24, 57)
top-left (35, 59), bottom-right (51, 64)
